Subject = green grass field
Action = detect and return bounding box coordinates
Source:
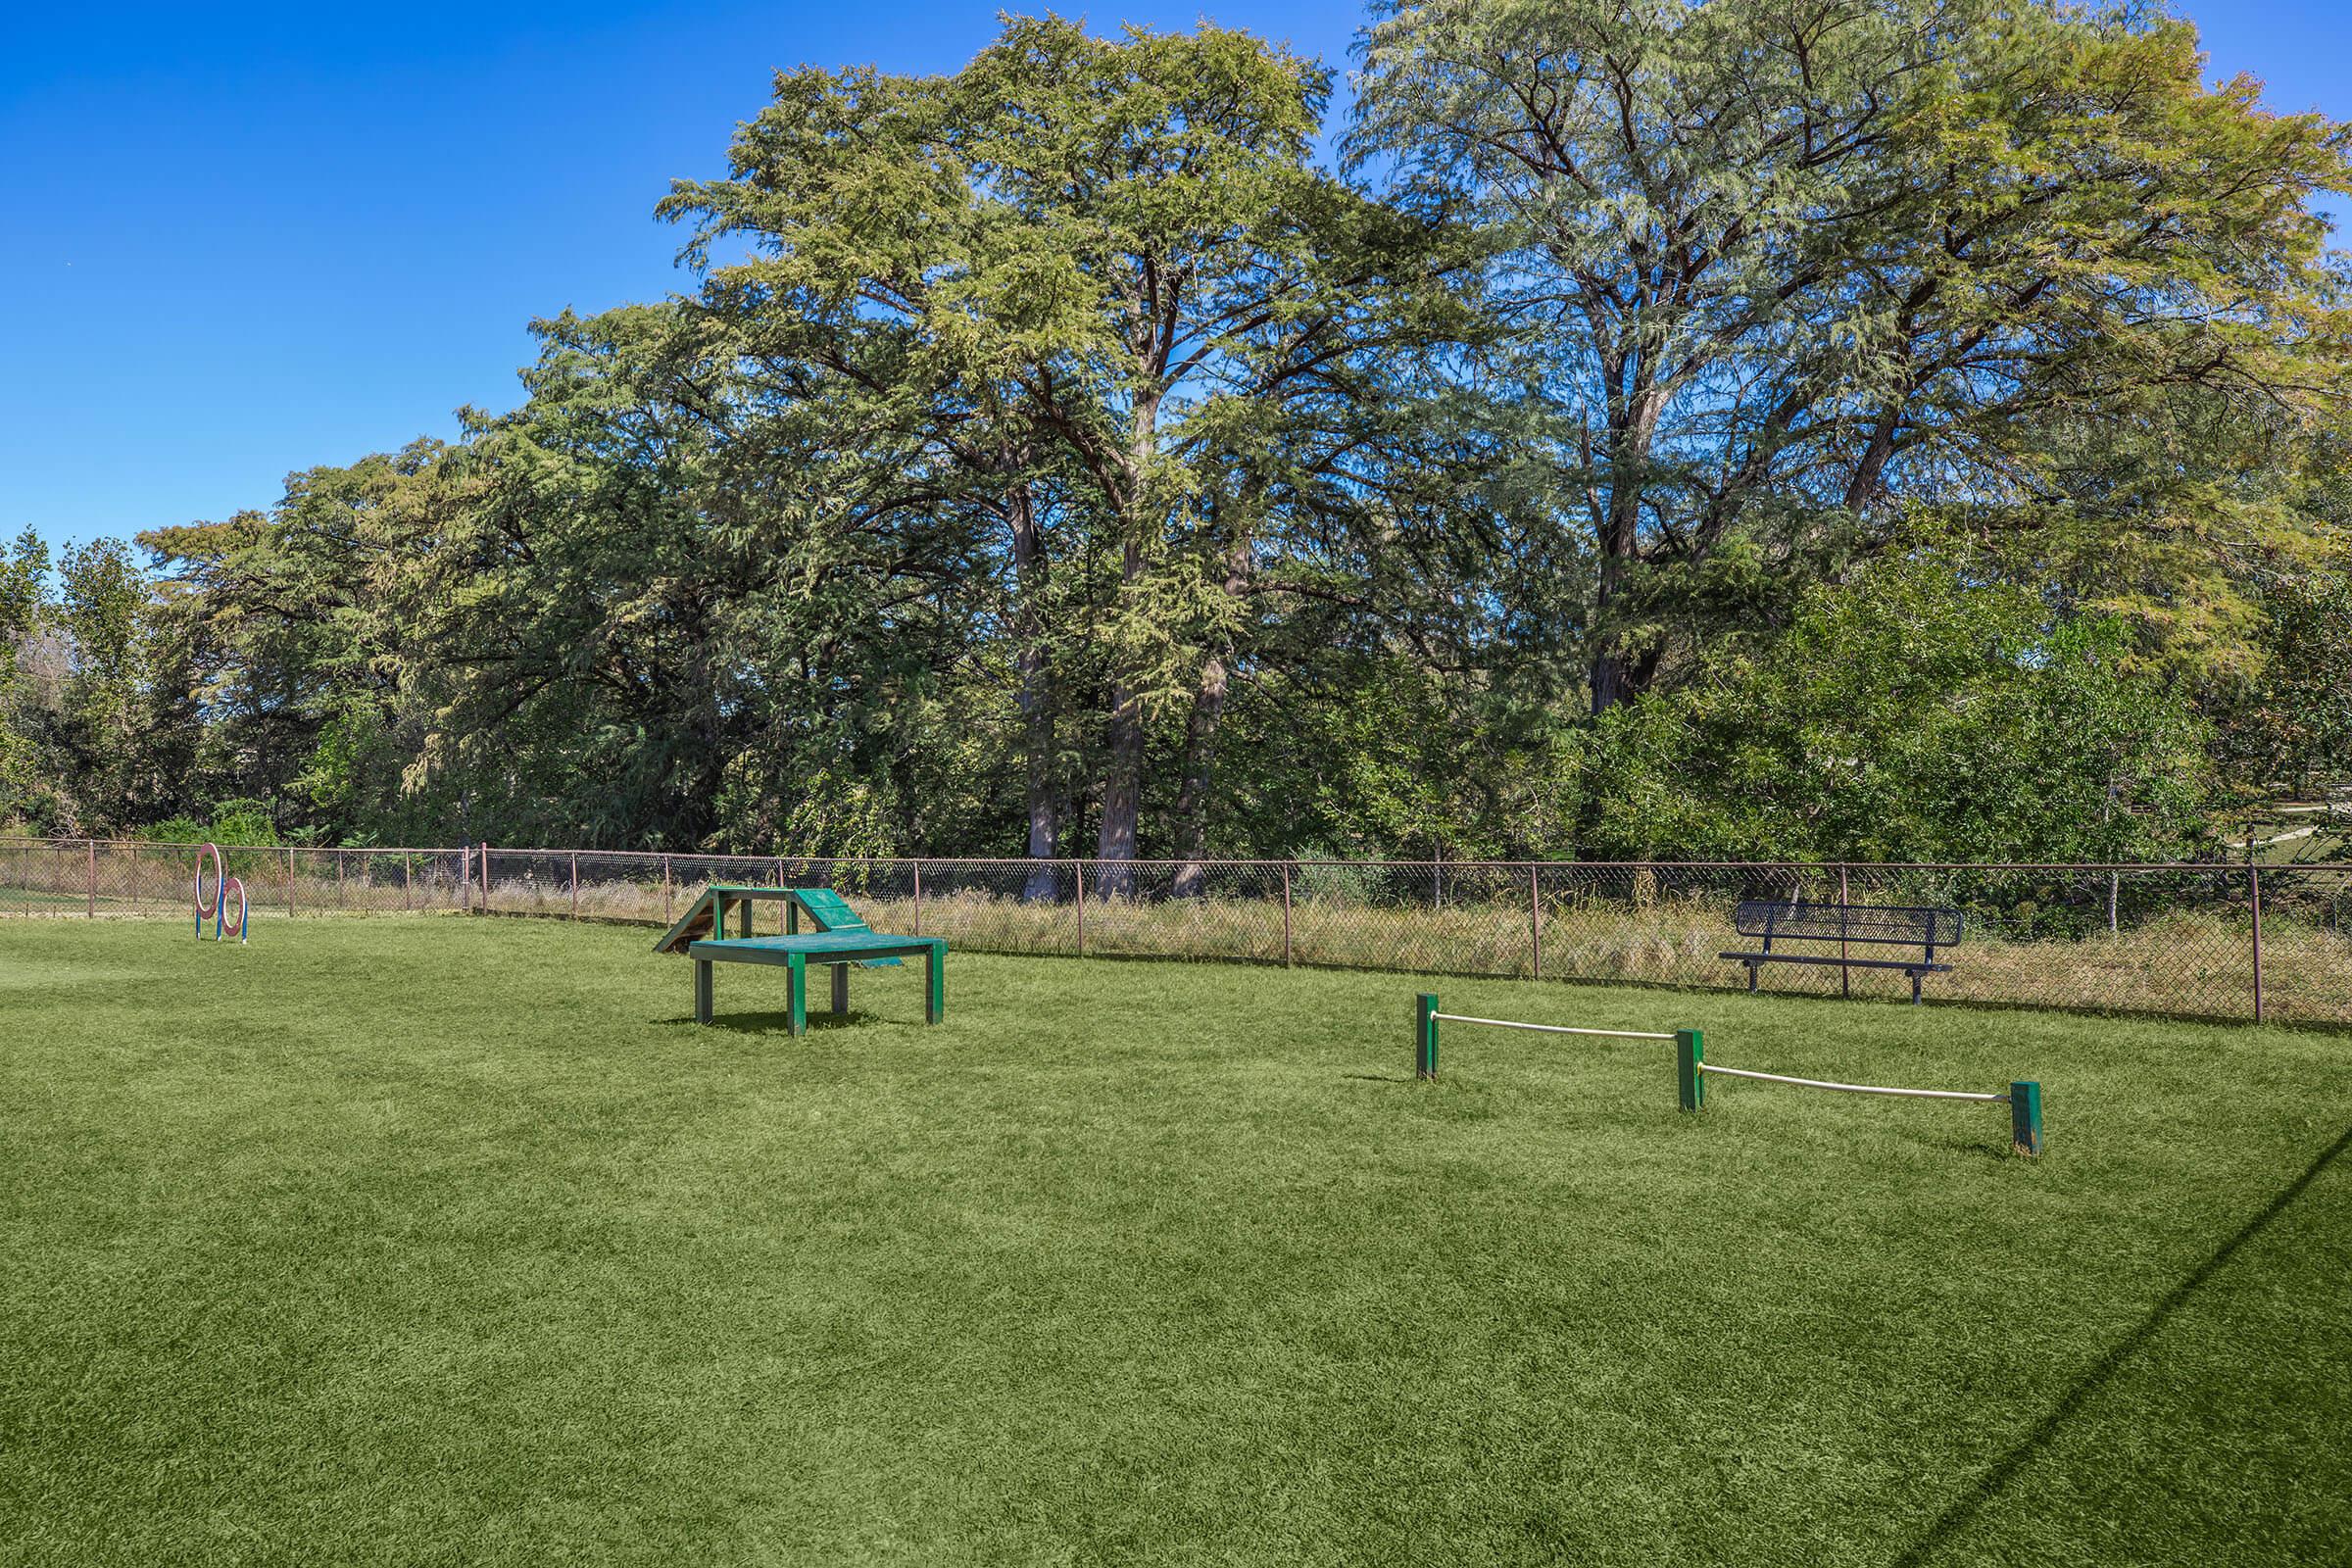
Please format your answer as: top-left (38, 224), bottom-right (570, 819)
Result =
top-left (4, 919), bottom-right (2348, 1566)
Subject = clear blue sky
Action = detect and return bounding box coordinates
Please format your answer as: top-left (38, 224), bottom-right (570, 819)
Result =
top-left (4, 1), bottom-right (2345, 551)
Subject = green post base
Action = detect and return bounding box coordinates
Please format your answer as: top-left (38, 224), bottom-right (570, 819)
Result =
top-left (830, 963), bottom-right (849, 1015)
top-left (787, 953), bottom-right (807, 1036)
top-left (2010, 1081), bottom-right (2043, 1156)
top-left (925, 941), bottom-right (946, 1024)
top-left (1415, 994), bottom-right (1439, 1080)
top-left (1677, 1029), bottom-right (1703, 1111)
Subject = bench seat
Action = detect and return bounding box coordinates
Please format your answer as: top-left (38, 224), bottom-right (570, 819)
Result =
top-left (1723, 899), bottom-right (1964, 1004)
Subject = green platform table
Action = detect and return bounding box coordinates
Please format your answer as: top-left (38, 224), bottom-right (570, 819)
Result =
top-left (685, 930), bottom-right (946, 1033)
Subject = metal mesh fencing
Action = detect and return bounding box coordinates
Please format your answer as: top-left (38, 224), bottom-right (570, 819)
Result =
top-left (6, 838), bottom-right (2344, 1027)
top-left (0, 840), bottom-right (474, 921)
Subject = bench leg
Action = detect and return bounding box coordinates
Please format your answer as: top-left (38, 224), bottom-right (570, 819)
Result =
top-left (830, 962), bottom-right (849, 1015)
top-left (1746, 961), bottom-right (1758, 994)
top-left (694, 959), bottom-right (712, 1025)
top-left (1911, 970), bottom-right (1923, 1005)
top-left (787, 954), bottom-right (807, 1036)
top-left (926, 942), bottom-right (945, 1024)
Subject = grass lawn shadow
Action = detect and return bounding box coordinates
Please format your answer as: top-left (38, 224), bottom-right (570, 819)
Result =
top-left (1892, 1123), bottom-right (2352, 1566)
top-left (652, 1009), bottom-right (889, 1035)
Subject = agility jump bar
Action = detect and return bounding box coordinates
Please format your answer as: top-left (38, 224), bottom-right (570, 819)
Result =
top-left (1411, 994), bottom-right (2041, 1155)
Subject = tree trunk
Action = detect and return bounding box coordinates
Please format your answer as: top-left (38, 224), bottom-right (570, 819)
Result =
top-left (1170, 514), bottom-right (1252, 899)
top-left (1168, 651), bottom-right (1230, 899)
top-left (1589, 382), bottom-right (1666, 713)
top-left (1004, 479), bottom-right (1059, 904)
top-left (1095, 680), bottom-right (1145, 897)
top-left (1093, 396), bottom-right (1162, 900)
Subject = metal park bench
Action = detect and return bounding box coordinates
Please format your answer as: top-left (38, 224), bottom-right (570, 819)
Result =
top-left (656, 884), bottom-right (944, 1033)
top-left (1720, 901), bottom-right (1963, 1004)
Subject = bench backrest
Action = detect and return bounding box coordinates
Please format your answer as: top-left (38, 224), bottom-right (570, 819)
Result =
top-left (1731, 900), bottom-right (1963, 948)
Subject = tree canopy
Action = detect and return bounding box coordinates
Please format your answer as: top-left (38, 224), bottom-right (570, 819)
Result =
top-left (3, 5), bottom-right (2345, 865)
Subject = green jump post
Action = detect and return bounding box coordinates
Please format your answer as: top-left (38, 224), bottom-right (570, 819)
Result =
top-left (1415, 994), bottom-right (1440, 1081)
top-left (2010, 1081), bottom-right (2043, 1156)
top-left (1677, 1029), bottom-right (1704, 1111)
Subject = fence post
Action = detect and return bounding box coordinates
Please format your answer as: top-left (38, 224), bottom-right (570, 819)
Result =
top-left (662, 856), bottom-right (672, 923)
top-left (1677, 1029), bottom-right (1704, 1111)
top-left (286, 847), bottom-right (296, 919)
top-left (1529, 864), bottom-right (1543, 980)
top-left (2250, 865), bottom-right (2265, 1024)
top-left (1282, 862), bottom-right (1293, 968)
top-left (568, 852), bottom-right (579, 920)
top-left (1074, 859), bottom-right (1086, 957)
top-left (479, 842), bottom-right (491, 912)
top-left (1837, 863), bottom-right (1851, 999)
top-left (86, 839), bottom-right (95, 918)
top-left (2009, 1082), bottom-right (2044, 1156)
top-left (912, 861), bottom-right (923, 936)
top-left (336, 850), bottom-right (345, 910)
top-left (128, 842), bottom-right (139, 915)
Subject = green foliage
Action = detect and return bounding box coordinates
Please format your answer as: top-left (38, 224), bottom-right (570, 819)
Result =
top-left (8, 8), bottom-right (2348, 866)
top-left (1581, 558), bottom-right (2215, 860)
top-left (1352, 0), bottom-right (2352, 708)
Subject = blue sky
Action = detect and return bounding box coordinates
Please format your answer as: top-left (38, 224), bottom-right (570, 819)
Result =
top-left (4, 1), bottom-right (2346, 551)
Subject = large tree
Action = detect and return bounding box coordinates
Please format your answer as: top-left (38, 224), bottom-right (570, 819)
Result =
top-left (662, 14), bottom-right (1483, 886)
top-left (1353, 0), bottom-right (2352, 710)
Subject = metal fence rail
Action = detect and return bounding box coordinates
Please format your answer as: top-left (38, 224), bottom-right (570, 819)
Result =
top-left (5, 839), bottom-right (2347, 1027)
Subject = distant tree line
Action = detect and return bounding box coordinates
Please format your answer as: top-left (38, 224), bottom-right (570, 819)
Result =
top-left (5, 2), bottom-right (2349, 867)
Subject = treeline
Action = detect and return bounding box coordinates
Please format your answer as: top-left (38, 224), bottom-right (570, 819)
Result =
top-left (5, 2), bottom-right (2350, 867)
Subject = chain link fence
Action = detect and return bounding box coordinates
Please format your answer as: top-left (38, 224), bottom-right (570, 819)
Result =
top-left (7, 838), bottom-right (2346, 1027)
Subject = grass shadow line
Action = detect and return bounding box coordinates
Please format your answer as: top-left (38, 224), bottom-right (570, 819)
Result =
top-left (1891, 1124), bottom-right (2352, 1568)
top-left (653, 1009), bottom-right (879, 1035)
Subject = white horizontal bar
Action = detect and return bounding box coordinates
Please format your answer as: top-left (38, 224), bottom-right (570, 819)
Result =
top-left (1429, 1013), bottom-right (1676, 1041)
top-left (1697, 1063), bottom-right (2005, 1102)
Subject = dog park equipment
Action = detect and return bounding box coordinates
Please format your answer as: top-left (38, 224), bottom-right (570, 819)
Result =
top-left (657, 885), bottom-right (944, 1033)
top-left (657, 883), bottom-right (905, 964)
top-left (192, 843), bottom-right (248, 944)
top-left (1413, 993), bottom-right (2042, 1154)
top-left (1413, 992), bottom-right (1695, 1083)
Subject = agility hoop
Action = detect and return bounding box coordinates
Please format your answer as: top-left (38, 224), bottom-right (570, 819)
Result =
top-left (194, 842), bottom-right (224, 935)
top-left (217, 876), bottom-right (249, 944)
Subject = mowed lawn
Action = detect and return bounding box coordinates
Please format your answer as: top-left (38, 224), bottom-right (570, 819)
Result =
top-left (3, 920), bottom-right (2348, 1567)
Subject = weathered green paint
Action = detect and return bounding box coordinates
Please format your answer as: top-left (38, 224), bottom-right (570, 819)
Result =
top-left (2010, 1081), bottom-right (2043, 1156)
top-left (1415, 993), bottom-right (1439, 1081)
top-left (1677, 1029), bottom-right (1703, 1111)
top-left (683, 930), bottom-right (948, 1032)
top-left (784, 886), bottom-right (904, 967)
top-left (787, 953), bottom-right (808, 1036)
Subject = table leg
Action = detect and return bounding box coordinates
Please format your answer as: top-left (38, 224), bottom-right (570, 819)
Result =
top-left (925, 942), bottom-right (945, 1024)
top-left (787, 953), bottom-right (807, 1036)
top-left (830, 962), bottom-right (848, 1015)
top-left (695, 959), bottom-right (712, 1025)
